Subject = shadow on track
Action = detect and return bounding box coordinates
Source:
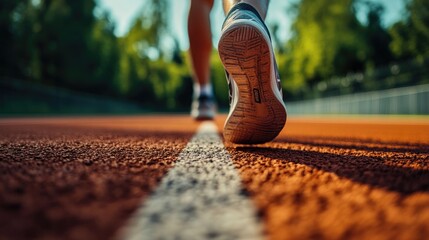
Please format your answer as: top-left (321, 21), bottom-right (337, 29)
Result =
top-left (281, 136), bottom-right (429, 154)
top-left (231, 138), bottom-right (429, 194)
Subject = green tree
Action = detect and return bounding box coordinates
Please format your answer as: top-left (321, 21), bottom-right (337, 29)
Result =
top-left (390, 0), bottom-right (429, 60)
top-left (117, 0), bottom-right (195, 109)
top-left (283, 0), bottom-right (367, 99)
top-left (35, 0), bottom-right (97, 89)
top-left (91, 11), bottom-right (120, 95)
top-left (363, 2), bottom-right (393, 68)
top-left (118, 14), bottom-right (159, 103)
top-left (0, 0), bottom-right (20, 76)
top-left (0, 0), bottom-right (37, 78)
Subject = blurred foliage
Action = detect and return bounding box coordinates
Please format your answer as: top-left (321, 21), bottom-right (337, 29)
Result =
top-left (0, 0), bottom-right (193, 110)
top-left (277, 0), bottom-right (399, 100)
top-left (390, 0), bottom-right (429, 61)
top-left (0, 0), bottom-right (428, 111)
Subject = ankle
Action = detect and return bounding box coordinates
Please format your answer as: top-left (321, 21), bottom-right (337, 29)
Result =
top-left (226, 1), bottom-right (268, 20)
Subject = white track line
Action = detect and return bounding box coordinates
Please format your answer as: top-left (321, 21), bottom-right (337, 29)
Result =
top-left (118, 122), bottom-right (263, 240)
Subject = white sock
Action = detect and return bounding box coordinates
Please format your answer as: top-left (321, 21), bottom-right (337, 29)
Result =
top-left (194, 83), bottom-right (213, 98)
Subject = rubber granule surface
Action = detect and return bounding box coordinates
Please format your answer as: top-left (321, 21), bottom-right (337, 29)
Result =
top-left (0, 116), bottom-right (196, 240)
top-left (1, 115), bottom-right (428, 240)
top-left (218, 117), bottom-right (429, 240)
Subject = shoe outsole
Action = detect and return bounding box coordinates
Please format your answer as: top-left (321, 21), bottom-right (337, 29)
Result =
top-left (219, 24), bottom-right (287, 144)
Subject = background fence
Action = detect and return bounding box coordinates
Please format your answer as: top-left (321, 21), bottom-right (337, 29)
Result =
top-left (2, 78), bottom-right (428, 116)
top-left (286, 83), bottom-right (429, 115)
top-left (0, 78), bottom-right (144, 115)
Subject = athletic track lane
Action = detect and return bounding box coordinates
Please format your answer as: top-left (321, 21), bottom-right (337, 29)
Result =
top-left (0, 115), bottom-right (428, 240)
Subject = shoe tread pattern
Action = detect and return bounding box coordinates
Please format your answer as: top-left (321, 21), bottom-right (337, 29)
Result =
top-left (219, 25), bottom-right (286, 144)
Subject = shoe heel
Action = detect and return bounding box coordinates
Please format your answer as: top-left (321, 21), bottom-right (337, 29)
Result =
top-left (219, 24), bottom-right (287, 144)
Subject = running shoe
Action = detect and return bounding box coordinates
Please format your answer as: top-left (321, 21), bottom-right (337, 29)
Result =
top-left (191, 94), bottom-right (216, 121)
top-left (218, 3), bottom-right (287, 144)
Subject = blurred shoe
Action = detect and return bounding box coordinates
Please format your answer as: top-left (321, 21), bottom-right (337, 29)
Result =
top-left (218, 3), bottom-right (287, 144)
top-left (191, 94), bottom-right (216, 121)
